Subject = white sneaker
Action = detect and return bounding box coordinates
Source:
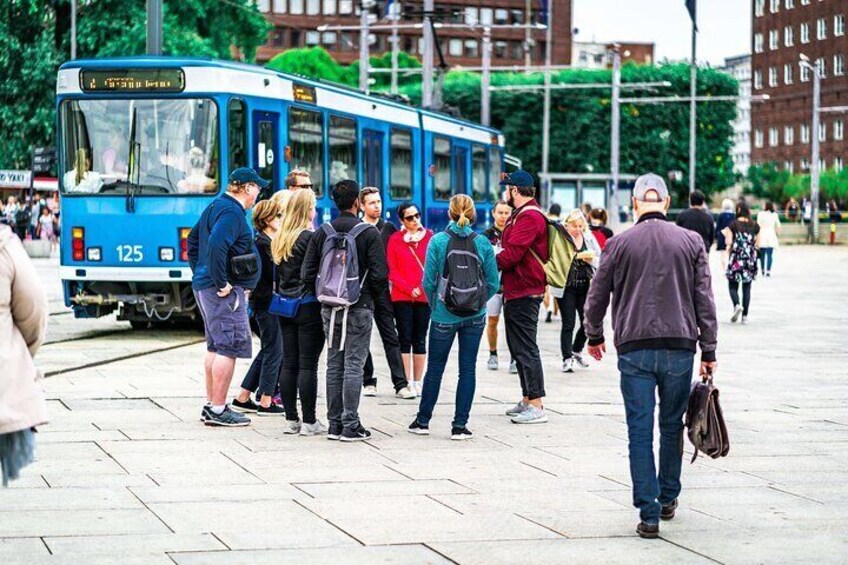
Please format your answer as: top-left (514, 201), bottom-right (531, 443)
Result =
top-left (283, 419), bottom-right (301, 434)
top-left (363, 385), bottom-right (377, 397)
top-left (299, 420), bottom-right (328, 436)
top-left (562, 357), bottom-right (575, 373)
top-left (731, 304), bottom-right (743, 323)
top-left (572, 352), bottom-right (589, 368)
top-left (510, 405), bottom-right (549, 424)
top-left (487, 354), bottom-right (499, 370)
top-left (395, 386), bottom-right (416, 400)
top-left (508, 360), bottom-right (518, 374)
top-left (411, 382), bottom-right (421, 397)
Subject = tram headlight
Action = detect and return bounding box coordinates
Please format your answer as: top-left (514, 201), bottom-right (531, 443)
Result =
top-left (86, 247), bottom-right (101, 262)
top-left (160, 247), bottom-right (175, 262)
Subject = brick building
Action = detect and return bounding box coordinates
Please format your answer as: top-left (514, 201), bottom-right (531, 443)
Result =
top-left (751, 0), bottom-right (848, 175)
top-left (571, 40), bottom-right (654, 69)
top-left (254, 1), bottom-right (572, 69)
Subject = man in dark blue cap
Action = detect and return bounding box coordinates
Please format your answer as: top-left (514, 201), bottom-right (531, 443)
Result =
top-left (187, 167), bottom-right (266, 427)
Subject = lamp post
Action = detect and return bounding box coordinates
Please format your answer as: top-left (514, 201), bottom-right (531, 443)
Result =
top-left (800, 54), bottom-right (821, 243)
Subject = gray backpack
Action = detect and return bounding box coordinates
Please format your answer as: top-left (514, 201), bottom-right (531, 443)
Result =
top-left (315, 222), bottom-right (373, 349)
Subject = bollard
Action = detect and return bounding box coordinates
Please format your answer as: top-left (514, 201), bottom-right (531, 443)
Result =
top-left (830, 223), bottom-right (837, 245)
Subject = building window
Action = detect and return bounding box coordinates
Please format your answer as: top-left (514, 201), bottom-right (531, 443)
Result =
top-left (819, 158), bottom-right (826, 172)
top-left (817, 17), bottom-right (827, 40)
top-left (464, 7), bottom-right (478, 25)
top-left (835, 54), bottom-right (845, 76)
top-left (801, 22), bottom-right (810, 43)
top-left (257, 0), bottom-right (270, 11)
top-left (785, 0), bottom-right (794, 7)
top-left (801, 123), bottom-right (810, 143)
top-left (449, 39), bottom-right (462, 57)
top-left (801, 0), bottom-right (809, 5)
top-left (784, 63), bottom-right (794, 84)
top-left (801, 157), bottom-right (810, 170)
top-left (754, 69), bottom-right (763, 89)
top-left (495, 9), bottom-right (509, 24)
top-left (755, 0), bottom-right (764, 17)
top-left (770, 0), bottom-right (779, 13)
top-left (754, 33), bottom-right (764, 53)
top-left (494, 41), bottom-right (507, 58)
top-left (480, 8), bottom-right (493, 26)
top-left (768, 66), bottom-right (778, 86)
top-left (754, 129), bottom-right (764, 148)
top-left (511, 9), bottom-right (524, 25)
top-left (800, 63), bottom-right (810, 82)
top-left (323, 0), bottom-right (335, 15)
top-left (465, 40), bottom-right (479, 58)
top-left (769, 29), bottom-right (779, 50)
top-left (834, 120), bottom-right (844, 140)
top-left (784, 25), bottom-right (794, 46)
top-left (819, 123), bottom-right (826, 142)
top-left (785, 160), bottom-right (794, 173)
top-left (305, 31), bottom-right (319, 45)
top-left (322, 32), bottom-right (337, 45)
top-left (769, 127), bottom-right (779, 147)
top-left (339, 0), bottom-right (352, 14)
top-left (835, 157), bottom-right (844, 172)
top-left (273, 0), bottom-right (286, 13)
top-left (784, 125), bottom-right (794, 145)
top-left (289, 0), bottom-right (304, 14)
top-left (816, 57), bottom-right (826, 77)
top-left (836, 14), bottom-right (846, 36)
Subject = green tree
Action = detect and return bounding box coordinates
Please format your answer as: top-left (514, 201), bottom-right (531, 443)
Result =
top-left (0, 0), bottom-right (270, 170)
top-left (266, 47), bottom-right (355, 86)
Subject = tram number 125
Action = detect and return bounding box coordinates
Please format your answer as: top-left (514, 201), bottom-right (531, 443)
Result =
top-left (116, 245), bottom-right (144, 262)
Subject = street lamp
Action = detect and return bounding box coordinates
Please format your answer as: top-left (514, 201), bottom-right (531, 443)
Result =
top-left (799, 53), bottom-right (821, 243)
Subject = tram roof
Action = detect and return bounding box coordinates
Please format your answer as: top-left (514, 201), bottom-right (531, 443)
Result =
top-left (59, 56), bottom-right (502, 138)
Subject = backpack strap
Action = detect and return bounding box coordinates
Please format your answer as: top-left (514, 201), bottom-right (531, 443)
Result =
top-left (321, 223), bottom-right (337, 237)
top-left (348, 222), bottom-right (375, 238)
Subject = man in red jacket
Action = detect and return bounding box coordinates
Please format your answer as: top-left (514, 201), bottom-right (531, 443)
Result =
top-left (496, 170), bottom-right (550, 424)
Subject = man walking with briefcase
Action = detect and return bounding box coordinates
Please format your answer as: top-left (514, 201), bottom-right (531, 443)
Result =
top-left (584, 173), bottom-right (718, 539)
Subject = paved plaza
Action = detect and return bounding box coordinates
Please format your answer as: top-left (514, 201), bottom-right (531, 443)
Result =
top-left (1, 246), bottom-right (847, 564)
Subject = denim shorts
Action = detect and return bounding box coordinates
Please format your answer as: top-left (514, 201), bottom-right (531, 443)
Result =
top-left (194, 286), bottom-right (252, 359)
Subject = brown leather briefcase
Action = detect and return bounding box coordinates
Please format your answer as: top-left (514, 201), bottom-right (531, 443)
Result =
top-left (685, 374), bottom-right (730, 463)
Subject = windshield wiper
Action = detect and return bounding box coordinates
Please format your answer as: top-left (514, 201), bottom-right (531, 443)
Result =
top-left (126, 107), bottom-right (139, 213)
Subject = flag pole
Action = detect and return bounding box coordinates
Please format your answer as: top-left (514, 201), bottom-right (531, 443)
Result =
top-left (688, 2), bottom-right (697, 194)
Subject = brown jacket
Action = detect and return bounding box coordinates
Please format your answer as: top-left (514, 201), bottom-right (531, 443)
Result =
top-left (0, 225), bottom-right (48, 435)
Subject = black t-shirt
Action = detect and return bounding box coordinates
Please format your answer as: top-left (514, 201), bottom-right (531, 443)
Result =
top-left (676, 207), bottom-right (715, 252)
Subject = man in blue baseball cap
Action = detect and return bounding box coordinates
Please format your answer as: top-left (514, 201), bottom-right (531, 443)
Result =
top-left (187, 167), bottom-right (267, 427)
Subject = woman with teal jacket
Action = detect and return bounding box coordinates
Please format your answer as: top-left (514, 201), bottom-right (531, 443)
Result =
top-left (408, 195), bottom-right (500, 440)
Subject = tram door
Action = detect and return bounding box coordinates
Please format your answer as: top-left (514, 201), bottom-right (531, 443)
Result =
top-left (252, 111), bottom-right (280, 201)
top-left (362, 128), bottom-right (387, 216)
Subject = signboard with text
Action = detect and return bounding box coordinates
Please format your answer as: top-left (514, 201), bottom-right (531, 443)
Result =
top-left (0, 170), bottom-right (32, 189)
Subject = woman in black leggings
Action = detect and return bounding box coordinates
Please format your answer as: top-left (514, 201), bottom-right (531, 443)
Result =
top-left (722, 201), bottom-right (760, 324)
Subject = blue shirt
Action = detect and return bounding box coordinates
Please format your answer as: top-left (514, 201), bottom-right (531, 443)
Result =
top-left (423, 222), bottom-right (499, 324)
top-left (187, 193), bottom-right (259, 291)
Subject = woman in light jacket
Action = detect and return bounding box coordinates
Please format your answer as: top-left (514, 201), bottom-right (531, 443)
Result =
top-left (756, 201), bottom-right (781, 277)
top-left (407, 195), bottom-right (499, 440)
top-left (0, 224), bottom-right (48, 486)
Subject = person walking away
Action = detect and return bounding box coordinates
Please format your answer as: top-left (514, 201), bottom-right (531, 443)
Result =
top-left (187, 168), bottom-right (264, 427)
top-left (274, 189), bottom-right (328, 436)
top-left (543, 203), bottom-right (563, 323)
top-left (756, 202), bottom-right (780, 277)
top-left (302, 179), bottom-right (388, 442)
top-left (715, 199), bottom-right (735, 269)
top-left (231, 200), bottom-right (285, 416)
top-left (583, 172), bottom-right (718, 539)
top-left (723, 201), bottom-right (759, 324)
top-left (358, 187), bottom-right (414, 399)
top-left (387, 202), bottom-right (433, 396)
top-left (785, 197), bottom-right (800, 223)
top-left (496, 170), bottom-right (550, 424)
top-left (483, 200), bottom-right (512, 371)
top-left (407, 195), bottom-right (499, 440)
top-left (588, 208), bottom-right (614, 250)
top-left (0, 224), bottom-right (48, 486)
top-left (675, 190), bottom-right (715, 253)
top-left (559, 209), bottom-right (601, 373)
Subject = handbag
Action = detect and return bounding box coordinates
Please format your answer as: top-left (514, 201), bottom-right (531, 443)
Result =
top-left (267, 262), bottom-right (315, 318)
top-left (685, 372), bottom-right (730, 463)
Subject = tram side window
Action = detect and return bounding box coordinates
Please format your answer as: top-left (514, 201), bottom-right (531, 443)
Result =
top-left (329, 115), bottom-right (357, 186)
top-left (433, 136), bottom-right (452, 201)
top-left (471, 144), bottom-right (488, 202)
top-left (390, 128), bottom-right (413, 200)
top-left (228, 99), bottom-right (247, 173)
top-left (289, 106), bottom-right (325, 196)
top-left (488, 146), bottom-right (503, 202)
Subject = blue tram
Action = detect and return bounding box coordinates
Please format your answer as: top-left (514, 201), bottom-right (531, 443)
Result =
top-left (55, 57), bottom-right (509, 325)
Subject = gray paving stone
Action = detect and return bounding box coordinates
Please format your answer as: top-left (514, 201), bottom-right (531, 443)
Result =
top-left (170, 545), bottom-right (451, 565)
top-left (45, 533), bottom-right (226, 556)
top-left (0, 487), bottom-right (141, 512)
top-left (0, 509), bottom-right (169, 537)
top-left (293, 479), bottom-right (475, 498)
top-left (0, 538), bottom-right (50, 558)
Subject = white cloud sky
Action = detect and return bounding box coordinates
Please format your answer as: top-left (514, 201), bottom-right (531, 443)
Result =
top-left (572, 0), bottom-right (751, 66)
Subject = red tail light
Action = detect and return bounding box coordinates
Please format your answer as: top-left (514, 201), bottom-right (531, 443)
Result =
top-left (72, 227), bottom-right (85, 261)
top-left (179, 228), bottom-right (191, 262)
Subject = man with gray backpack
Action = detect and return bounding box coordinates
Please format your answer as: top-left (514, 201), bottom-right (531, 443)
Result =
top-left (302, 179), bottom-right (388, 442)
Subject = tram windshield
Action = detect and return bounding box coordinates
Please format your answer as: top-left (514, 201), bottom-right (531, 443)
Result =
top-left (59, 98), bottom-right (218, 196)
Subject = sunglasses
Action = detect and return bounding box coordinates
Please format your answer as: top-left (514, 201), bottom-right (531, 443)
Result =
top-left (297, 183), bottom-right (314, 189)
top-left (403, 213), bottom-right (421, 221)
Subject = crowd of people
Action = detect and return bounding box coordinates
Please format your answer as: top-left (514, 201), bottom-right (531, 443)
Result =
top-left (0, 193), bottom-right (60, 249)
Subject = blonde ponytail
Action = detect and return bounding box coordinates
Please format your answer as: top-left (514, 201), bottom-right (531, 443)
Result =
top-left (449, 194), bottom-right (475, 228)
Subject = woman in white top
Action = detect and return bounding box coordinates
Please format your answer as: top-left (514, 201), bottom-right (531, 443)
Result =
top-left (63, 149), bottom-right (103, 194)
top-left (756, 201), bottom-right (781, 277)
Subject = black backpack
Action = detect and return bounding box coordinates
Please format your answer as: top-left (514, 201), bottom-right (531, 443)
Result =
top-left (441, 230), bottom-right (487, 317)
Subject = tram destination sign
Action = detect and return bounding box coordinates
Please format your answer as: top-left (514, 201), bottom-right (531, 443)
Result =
top-left (80, 69), bottom-right (185, 93)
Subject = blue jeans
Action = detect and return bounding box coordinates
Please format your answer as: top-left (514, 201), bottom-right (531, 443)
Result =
top-left (758, 247), bottom-right (774, 273)
top-left (416, 316), bottom-right (486, 429)
top-left (618, 349), bottom-right (694, 524)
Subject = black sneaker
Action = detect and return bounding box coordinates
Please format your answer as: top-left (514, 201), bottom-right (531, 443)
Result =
top-left (636, 522), bottom-right (659, 539)
top-left (660, 499), bottom-right (678, 521)
top-left (408, 420), bottom-right (430, 435)
top-left (200, 404), bottom-right (213, 422)
top-left (231, 398), bottom-right (259, 413)
top-left (450, 426), bottom-right (473, 440)
top-left (327, 423), bottom-right (343, 441)
top-left (340, 425), bottom-right (371, 442)
top-left (205, 406), bottom-right (251, 427)
top-left (256, 403), bottom-right (286, 417)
